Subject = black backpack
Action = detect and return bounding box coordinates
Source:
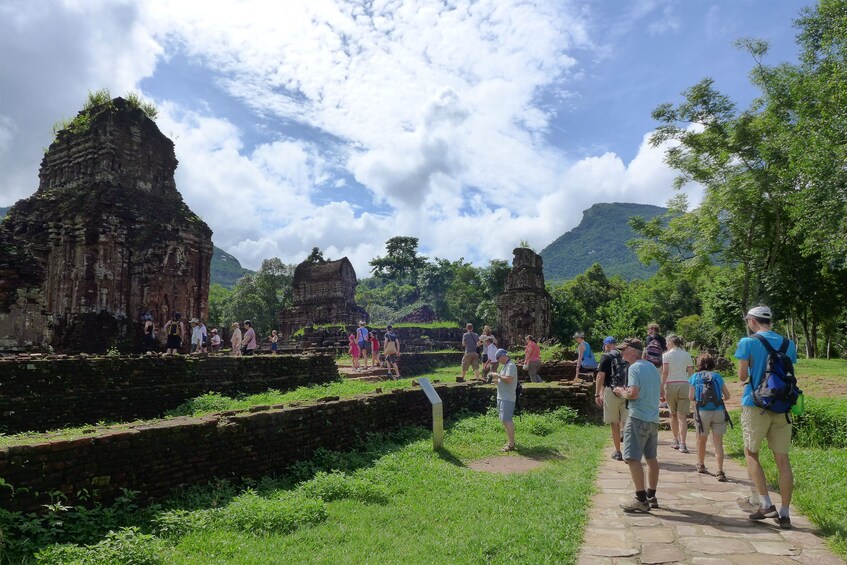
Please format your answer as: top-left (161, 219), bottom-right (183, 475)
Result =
top-left (693, 372), bottom-right (723, 410)
top-left (752, 335), bottom-right (801, 415)
top-left (607, 350), bottom-right (629, 388)
top-left (514, 380), bottom-right (523, 418)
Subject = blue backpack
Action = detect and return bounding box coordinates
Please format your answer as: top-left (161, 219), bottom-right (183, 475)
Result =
top-left (751, 335), bottom-right (801, 415)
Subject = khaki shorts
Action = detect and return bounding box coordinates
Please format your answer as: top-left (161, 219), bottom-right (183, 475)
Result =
top-left (742, 405), bottom-right (792, 454)
top-left (462, 353), bottom-right (480, 371)
top-left (603, 387), bottom-right (628, 423)
top-left (695, 408), bottom-right (727, 436)
top-left (666, 382), bottom-right (690, 416)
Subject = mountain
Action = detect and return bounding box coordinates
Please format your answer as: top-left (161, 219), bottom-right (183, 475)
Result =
top-left (0, 206), bottom-right (8, 218)
top-left (211, 246), bottom-right (254, 288)
top-left (541, 202), bottom-right (667, 283)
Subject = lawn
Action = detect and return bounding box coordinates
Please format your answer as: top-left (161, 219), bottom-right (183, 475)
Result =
top-left (4, 409), bottom-right (608, 564)
top-left (724, 358), bottom-right (847, 559)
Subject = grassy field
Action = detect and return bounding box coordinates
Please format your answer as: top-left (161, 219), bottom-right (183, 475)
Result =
top-left (5, 409), bottom-right (608, 564)
top-left (725, 358), bottom-right (847, 558)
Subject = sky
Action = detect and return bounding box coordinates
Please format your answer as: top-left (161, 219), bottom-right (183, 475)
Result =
top-left (0, 0), bottom-right (811, 275)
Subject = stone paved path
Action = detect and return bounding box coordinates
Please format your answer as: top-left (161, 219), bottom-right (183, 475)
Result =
top-left (578, 430), bottom-right (844, 564)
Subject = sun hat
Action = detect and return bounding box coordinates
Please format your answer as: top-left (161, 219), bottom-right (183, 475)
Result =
top-left (189, 318), bottom-right (199, 324)
top-left (603, 336), bottom-right (616, 345)
top-left (745, 305), bottom-right (772, 321)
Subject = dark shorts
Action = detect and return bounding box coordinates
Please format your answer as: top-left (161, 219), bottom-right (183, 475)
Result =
top-left (243, 348), bottom-right (255, 356)
top-left (386, 354), bottom-right (398, 365)
top-left (271, 343), bottom-right (278, 352)
top-left (359, 340), bottom-right (372, 353)
top-left (623, 417), bottom-right (659, 461)
top-left (167, 335), bottom-right (181, 350)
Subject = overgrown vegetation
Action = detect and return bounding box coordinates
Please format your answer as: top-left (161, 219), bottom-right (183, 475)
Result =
top-left (1, 409), bottom-right (606, 564)
top-left (51, 89), bottom-right (158, 141)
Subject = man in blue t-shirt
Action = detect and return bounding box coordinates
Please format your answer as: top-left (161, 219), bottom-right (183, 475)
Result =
top-left (734, 305), bottom-right (798, 530)
top-left (613, 338), bottom-right (661, 513)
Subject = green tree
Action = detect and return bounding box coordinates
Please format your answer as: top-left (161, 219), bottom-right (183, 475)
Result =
top-left (305, 247), bottom-right (327, 264)
top-left (223, 258), bottom-right (296, 336)
top-left (369, 237), bottom-right (428, 282)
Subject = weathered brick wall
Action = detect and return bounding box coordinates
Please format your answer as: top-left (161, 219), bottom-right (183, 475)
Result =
top-left (0, 381), bottom-right (598, 513)
top-left (0, 355), bottom-right (338, 433)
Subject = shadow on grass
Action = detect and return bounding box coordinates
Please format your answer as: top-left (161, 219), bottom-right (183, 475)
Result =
top-left (514, 445), bottom-right (565, 461)
top-left (436, 447), bottom-right (466, 467)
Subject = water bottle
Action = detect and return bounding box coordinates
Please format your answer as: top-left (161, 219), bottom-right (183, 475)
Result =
top-left (791, 393), bottom-right (805, 416)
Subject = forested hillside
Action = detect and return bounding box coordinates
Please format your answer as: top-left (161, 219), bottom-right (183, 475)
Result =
top-left (211, 246), bottom-right (253, 288)
top-left (540, 202), bottom-right (666, 283)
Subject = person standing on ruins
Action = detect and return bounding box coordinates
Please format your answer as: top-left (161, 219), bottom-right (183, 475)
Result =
top-left (524, 335), bottom-right (542, 382)
top-left (164, 312), bottom-right (184, 355)
top-left (230, 322), bottom-right (242, 356)
top-left (484, 335), bottom-right (499, 382)
top-left (349, 332), bottom-right (360, 370)
top-left (574, 332), bottom-right (598, 371)
top-left (357, 321), bottom-right (371, 369)
top-left (614, 338), bottom-right (661, 513)
top-left (460, 323), bottom-right (481, 380)
top-left (270, 330), bottom-right (279, 354)
top-left (199, 319), bottom-right (209, 353)
top-left (210, 328), bottom-right (221, 353)
top-left (383, 324), bottom-right (400, 379)
top-left (595, 336), bottom-right (628, 461)
top-left (242, 320), bottom-right (257, 355)
top-left (495, 348), bottom-right (518, 451)
top-left (369, 330), bottom-right (381, 367)
top-left (189, 318), bottom-right (203, 354)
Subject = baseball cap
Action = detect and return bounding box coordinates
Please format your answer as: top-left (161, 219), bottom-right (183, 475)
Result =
top-left (745, 305), bottom-right (772, 321)
top-left (495, 348), bottom-right (508, 359)
top-left (619, 338), bottom-right (643, 351)
top-left (603, 336), bottom-right (616, 345)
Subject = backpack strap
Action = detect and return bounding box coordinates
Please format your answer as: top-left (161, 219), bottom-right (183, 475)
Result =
top-left (778, 337), bottom-right (789, 354)
top-left (752, 333), bottom-right (777, 354)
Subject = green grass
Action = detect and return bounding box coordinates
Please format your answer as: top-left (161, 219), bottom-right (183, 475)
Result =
top-left (725, 398), bottom-right (847, 559)
top-left (8, 410), bottom-right (607, 564)
top-left (795, 358), bottom-right (847, 379)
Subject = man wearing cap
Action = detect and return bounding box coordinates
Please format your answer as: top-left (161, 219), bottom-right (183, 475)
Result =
top-left (596, 336), bottom-right (628, 461)
top-left (494, 348), bottom-right (518, 451)
top-left (734, 305), bottom-right (798, 529)
top-left (210, 328), bottom-right (221, 353)
top-left (189, 318), bottom-right (203, 354)
top-left (164, 312), bottom-right (184, 355)
top-left (614, 338), bottom-right (661, 512)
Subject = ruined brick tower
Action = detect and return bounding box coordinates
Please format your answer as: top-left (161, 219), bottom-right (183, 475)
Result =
top-left (496, 248), bottom-right (552, 348)
top-left (2, 97), bottom-right (213, 352)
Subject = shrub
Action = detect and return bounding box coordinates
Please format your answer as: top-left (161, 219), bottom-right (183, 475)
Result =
top-left (218, 492), bottom-right (327, 535)
top-left (152, 508), bottom-right (216, 539)
top-left (547, 406), bottom-right (580, 425)
top-left (165, 392), bottom-right (234, 417)
top-left (793, 398), bottom-right (847, 449)
top-left (297, 471), bottom-right (389, 504)
top-left (34, 527), bottom-right (172, 565)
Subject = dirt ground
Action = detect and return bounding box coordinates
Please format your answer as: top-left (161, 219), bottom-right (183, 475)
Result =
top-left (467, 455), bottom-right (544, 474)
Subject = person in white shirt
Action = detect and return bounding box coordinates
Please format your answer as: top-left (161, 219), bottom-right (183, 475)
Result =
top-left (661, 335), bottom-right (694, 453)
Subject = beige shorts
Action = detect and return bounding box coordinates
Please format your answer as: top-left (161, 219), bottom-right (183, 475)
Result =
top-left (666, 382), bottom-right (690, 416)
top-left (695, 409), bottom-right (727, 436)
top-left (603, 387), bottom-right (628, 423)
top-left (462, 353), bottom-right (480, 371)
top-left (742, 405), bottom-right (792, 454)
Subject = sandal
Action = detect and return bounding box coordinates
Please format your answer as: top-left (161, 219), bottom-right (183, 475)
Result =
top-left (716, 471), bottom-right (727, 482)
top-left (501, 444), bottom-right (516, 452)
top-left (696, 463), bottom-right (708, 474)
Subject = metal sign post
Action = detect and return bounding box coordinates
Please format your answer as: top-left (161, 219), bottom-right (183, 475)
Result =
top-left (416, 378), bottom-right (443, 450)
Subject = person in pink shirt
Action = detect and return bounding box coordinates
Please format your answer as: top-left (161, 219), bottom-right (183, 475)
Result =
top-left (348, 333), bottom-right (360, 370)
top-left (524, 335), bottom-right (542, 382)
top-left (369, 331), bottom-right (381, 367)
top-left (241, 320), bottom-right (257, 355)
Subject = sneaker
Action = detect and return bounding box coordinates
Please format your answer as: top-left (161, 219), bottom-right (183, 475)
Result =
top-left (647, 496), bottom-right (659, 509)
top-left (774, 516), bottom-right (792, 530)
top-left (736, 497), bottom-right (758, 513)
top-left (612, 451), bottom-right (623, 461)
top-left (749, 505), bottom-right (778, 520)
top-left (620, 497), bottom-right (651, 513)
top-left (679, 445), bottom-right (690, 454)
top-left (671, 439), bottom-right (680, 450)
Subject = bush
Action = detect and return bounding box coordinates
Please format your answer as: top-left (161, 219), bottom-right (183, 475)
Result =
top-left (297, 471), bottom-right (389, 504)
top-left (34, 527), bottom-right (172, 565)
top-left (547, 406), bottom-right (580, 425)
top-left (218, 492), bottom-right (327, 535)
top-left (152, 508), bottom-right (216, 539)
top-left (792, 398), bottom-right (847, 449)
top-left (165, 392), bottom-right (234, 417)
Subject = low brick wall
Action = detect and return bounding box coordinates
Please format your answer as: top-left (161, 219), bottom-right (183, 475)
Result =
top-left (0, 355), bottom-right (338, 433)
top-left (0, 381), bottom-right (598, 513)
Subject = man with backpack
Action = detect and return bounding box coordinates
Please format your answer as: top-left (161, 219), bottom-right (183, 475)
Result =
top-left (383, 324), bottom-right (401, 380)
top-left (595, 336), bottom-right (628, 461)
top-left (734, 305), bottom-right (799, 529)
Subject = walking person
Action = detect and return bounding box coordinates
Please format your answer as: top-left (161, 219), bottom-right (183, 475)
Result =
top-left (230, 322), bottom-right (242, 356)
top-left (661, 335), bottom-right (694, 453)
top-left (614, 338), bottom-right (661, 513)
top-left (270, 330), bottom-right (279, 354)
top-left (241, 320), bottom-right (257, 355)
top-left (163, 312), bottom-right (184, 355)
top-left (210, 328), bottom-right (222, 353)
top-left (595, 336), bottom-right (628, 461)
top-left (524, 335), bottom-right (542, 383)
top-left (689, 352), bottom-right (731, 481)
top-left (369, 330), bottom-right (381, 367)
top-left (574, 332), bottom-right (599, 371)
top-left (348, 333), bottom-right (360, 370)
top-left (383, 324), bottom-right (400, 379)
top-left (735, 305), bottom-right (798, 529)
top-left (189, 318), bottom-right (203, 354)
top-left (494, 348), bottom-right (518, 452)
top-left (356, 321), bottom-right (371, 369)
top-left (460, 323), bottom-right (481, 380)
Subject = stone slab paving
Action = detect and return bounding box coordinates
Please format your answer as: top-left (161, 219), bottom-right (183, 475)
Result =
top-left (578, 430), bottom-right (845, 564)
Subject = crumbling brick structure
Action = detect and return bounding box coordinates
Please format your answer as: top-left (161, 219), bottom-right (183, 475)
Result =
top-left (1, 97), bottom-right (212, 352)
top-left (496, 248), bottom-right (552, 348)
top-left (279, 257), bottom-right (367, 337)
